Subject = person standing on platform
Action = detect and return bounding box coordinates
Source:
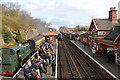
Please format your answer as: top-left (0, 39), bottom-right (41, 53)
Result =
top-left (28, 58), bottom-right (32, 72)
top-left (43, 60), bottom-right (48, 74)
top-left (100, 48), bottom-right (103, 57)
top-left (107, 50), bottom-right (112, 63)
top-left (18, 55), bottom-right (22, 68)
top-left (23, 66), bottom-right (30, 80)
top-left (46, 43), bottom-right (49, 50)
top-left (51, 60), bottom-right (56, 76)
top-left (92, 48), bottom-right (96, 57)
top-left (35, 61), bottom-right (40, 76)
top-left (29, 72), bottom-right (35, 80)
top-left (39, 63), bottom-right (45, 80)
top-left (31, 57), bottom-right (36, 70)
top-left (96, 50), bottom-right (99, 56)
top-left (83, 42), bottom-right (86, 48)
top-left (35, 72), bottom-right (39, 80)
top-left (52, 53), bottom-right (55, 62)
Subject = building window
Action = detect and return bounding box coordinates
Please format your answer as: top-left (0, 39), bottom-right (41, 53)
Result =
top-left (117, 52), bottom-right (120, 61)
top-left (98, 31), bottom-right (106, 35)
top-left (92, 28), bottom-right (97, 37)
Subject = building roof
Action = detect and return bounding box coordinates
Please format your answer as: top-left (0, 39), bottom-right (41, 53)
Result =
top-left (104, 26), bottom-right (120, 41)
top-left (98, 39), bottom-right (117, 46)
top-left (52, 31), bottom-right (61, 34)
top-left (28, 35), bottom-right (44, 42)
top-left (80, 33), bottom-right (89, 38)
top-left (3, 45), bottom-right (21, 51)
top-left (93, 19), bottom-right (119, 30)
top-left (44, 31), bottom-right (59, 36)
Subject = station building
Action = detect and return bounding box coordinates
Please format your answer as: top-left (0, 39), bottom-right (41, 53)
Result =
top-left (89, 7), bottom-right (120, 64)
top-left (98, 26), bottom-right (120, 64)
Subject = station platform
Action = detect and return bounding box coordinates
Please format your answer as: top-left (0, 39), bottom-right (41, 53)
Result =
top-left (14, 39), bottom-right (58, 80)
top-left (43, 39), bottom-right (58, 80)
top-left (71, 40), bottom-right (120, 79)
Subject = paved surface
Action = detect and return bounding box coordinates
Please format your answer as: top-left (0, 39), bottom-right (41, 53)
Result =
top-left (44, 39), bottom-right (57, 80)
top-left (72, 40), bottom-right (120, 79)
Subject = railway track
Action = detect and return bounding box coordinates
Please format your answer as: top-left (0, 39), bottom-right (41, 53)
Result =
top-left (58, 36), bottom-right (113, 80)
top-left (58, 39), bottom-right (83, 80)
top-left (58, 40), bottom-right (75, 79)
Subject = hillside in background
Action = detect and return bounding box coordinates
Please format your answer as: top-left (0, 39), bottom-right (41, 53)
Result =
top-left (1, 2), bottom-right (49, 47)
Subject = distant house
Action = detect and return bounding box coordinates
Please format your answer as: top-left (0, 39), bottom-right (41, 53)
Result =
top-left (49, 28), bottom-right (57, 31)
top-left (65, 28), bottom-right (72, 32)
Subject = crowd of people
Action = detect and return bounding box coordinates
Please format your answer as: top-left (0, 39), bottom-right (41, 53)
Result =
top-left (23, 40), bottom-right (56, 80)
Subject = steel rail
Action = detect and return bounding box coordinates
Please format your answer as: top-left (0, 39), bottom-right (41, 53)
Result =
top-left (62, 40), bottom-right (82, 79)
top-left (63, 38), bottom-right (90, 80)
top-left (71, 40), bottom-right (119, 80)
top-left (71, 42), bottom-right (105, 80)
top-left (58, 41), bottom-right (63, 80)
top-left (64, 37), bottom-right (106, 80)
top-left (61, 40), bottom-right (76, 80)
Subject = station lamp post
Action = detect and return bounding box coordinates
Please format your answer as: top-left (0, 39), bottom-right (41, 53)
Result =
top-left (25, 29), bottom-right (28, 40)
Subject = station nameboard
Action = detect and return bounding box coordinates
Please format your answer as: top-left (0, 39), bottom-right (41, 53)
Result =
top-left (98, 31), bottom-right (106, 35)
top-left (107, 47), bottom-right (118, 50)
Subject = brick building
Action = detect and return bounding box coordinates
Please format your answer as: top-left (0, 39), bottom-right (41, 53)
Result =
top-left (98, 26), bottom-right (120, 64)
top-left (89, 7), bottom-right (120, 64)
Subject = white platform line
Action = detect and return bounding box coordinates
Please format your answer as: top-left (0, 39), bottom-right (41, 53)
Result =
top-left (70, 40), bottom-right (118, 80)
top-left (55, 39), bottom-right (58, 80)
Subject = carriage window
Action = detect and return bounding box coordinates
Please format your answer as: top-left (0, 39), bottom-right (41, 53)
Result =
top-left (10, 49), bottom-right (15, 55)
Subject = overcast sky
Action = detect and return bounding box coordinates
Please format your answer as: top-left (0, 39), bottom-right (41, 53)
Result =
top-left (1, 0), bottom-right (120, 28)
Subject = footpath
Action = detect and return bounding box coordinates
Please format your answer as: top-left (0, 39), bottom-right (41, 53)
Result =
top-left (71, 40), bottom-right (120, 79)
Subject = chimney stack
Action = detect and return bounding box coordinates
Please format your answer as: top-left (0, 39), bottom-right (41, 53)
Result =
top-left (118, 1), bottom-right (120, 22)
top-left (109, 7), bottom-right (117, 23)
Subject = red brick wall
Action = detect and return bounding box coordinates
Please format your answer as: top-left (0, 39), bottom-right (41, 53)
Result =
top-left (89, 21), bottom-right (110, 38)
top-left (79, 36), bottom-right (82, 41)
top-left (79, 36), bottom-right (89, 45)
top-left (116, 36), bottom-right (120, 51)
top-left (99, 44), bottom-right (107, 53)
top-left (109, 10), bottom-right (117, 22)
top-left (89, 20), bottom-right (96, 36)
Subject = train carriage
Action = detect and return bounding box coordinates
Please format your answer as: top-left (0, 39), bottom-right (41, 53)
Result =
top-left (58, 33), bottom-right (62, 40)
top-left (0, 35), bottom-right (45, 76)
top-left (27, 35), bottom-right (45, 51)
top-left (0, 43), bottom-right (31, 76)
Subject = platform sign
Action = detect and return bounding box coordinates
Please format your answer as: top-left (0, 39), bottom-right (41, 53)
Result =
top-left (117, 53), bottom-right (120, 60)
top-left (93, 42), bottom-right (96, 47)
top-left (98, 31), bottom-right (106, 35)
top-left (83, 39), bottom-right (86, 42)
top-left (107, 47), bottom-right (118, 51)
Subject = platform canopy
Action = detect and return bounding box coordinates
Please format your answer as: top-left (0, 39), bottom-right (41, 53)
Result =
top-left (44, 31), bottom-right (60, 36)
